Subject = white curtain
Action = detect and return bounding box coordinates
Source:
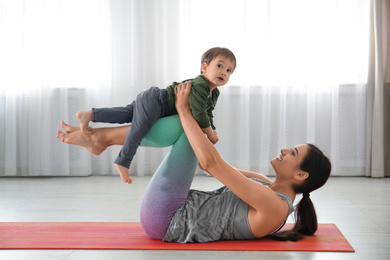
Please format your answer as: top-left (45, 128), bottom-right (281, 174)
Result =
top-left (0, 0), bottom-right (113, 176)
top-left (113, 0), bottom-right (369, 176)
top-left (1, 0), bottom-right (370, 177)
top-left (366, 0), bottom-right (390, 178)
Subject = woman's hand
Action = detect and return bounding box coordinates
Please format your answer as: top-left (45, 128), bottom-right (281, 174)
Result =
top-left (174, 81), bottom-right (192, 114)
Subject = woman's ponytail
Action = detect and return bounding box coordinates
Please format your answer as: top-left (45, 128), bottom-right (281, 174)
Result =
top-left (293, 195), bottom-right (317, 235)
top-left (267, 195), bottom-right (317, 241)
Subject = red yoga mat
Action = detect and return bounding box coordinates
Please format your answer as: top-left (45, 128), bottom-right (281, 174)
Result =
top-left (0, 222), bottom-right (354, 252)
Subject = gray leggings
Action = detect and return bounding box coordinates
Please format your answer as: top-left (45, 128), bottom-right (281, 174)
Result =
top-left (92, 87), bottom-right (170, 168)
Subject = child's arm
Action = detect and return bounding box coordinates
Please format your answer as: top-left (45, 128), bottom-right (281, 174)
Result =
top-left (202, 126), bottom-right (219, 144)
top-left (189, 77), bottom-right (216, 130)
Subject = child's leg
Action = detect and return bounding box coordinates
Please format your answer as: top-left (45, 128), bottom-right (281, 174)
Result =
top-left (92, 103), bottom-right (135, 124)
top-left (114, 87), bottom-right (169, 169)
top-left (140, 131), bottom-right (198, 240)
top-left (76, 103), bottom-right (134, 134)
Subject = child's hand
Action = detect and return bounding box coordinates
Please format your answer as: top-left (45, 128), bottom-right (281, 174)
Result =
top-left (207, 130), bottom-right (219, 144)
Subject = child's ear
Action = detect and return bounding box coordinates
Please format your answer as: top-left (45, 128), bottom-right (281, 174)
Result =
top-left (201, 62), bottom-right (208, 74)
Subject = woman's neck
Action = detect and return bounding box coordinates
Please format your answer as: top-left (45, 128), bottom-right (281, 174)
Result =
top-left (269, 180), bottom-right (296, 203)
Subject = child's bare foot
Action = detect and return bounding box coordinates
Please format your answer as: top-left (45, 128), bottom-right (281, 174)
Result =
top-left (76, 111), bottom-right (93, 134)
top-left (114, 163), bottom-right (132, 184)
top-left (56, 129), bottom-right (106, 155)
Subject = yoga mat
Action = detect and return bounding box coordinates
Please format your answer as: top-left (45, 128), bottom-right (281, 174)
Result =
top-left (0, 222), bottom-right (354, 252)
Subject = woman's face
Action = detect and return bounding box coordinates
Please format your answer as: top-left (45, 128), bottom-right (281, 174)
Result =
top-left (270, 144), bottom-right (310, 177)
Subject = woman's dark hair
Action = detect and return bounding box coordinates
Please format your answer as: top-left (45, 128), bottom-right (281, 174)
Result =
top-left (268, 143), bottom-right (331, 241)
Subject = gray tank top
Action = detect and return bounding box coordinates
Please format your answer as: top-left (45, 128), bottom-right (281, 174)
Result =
top-left (163, 179), bottom-right (294, 243)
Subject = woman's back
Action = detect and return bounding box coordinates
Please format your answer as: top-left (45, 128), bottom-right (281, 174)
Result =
top-left (163, 179), bottom-right (294, 243)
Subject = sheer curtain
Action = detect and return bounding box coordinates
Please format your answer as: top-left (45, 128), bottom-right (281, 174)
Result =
top-left (1, 0), bottom-right (370, 177)
top-left (0, 0), bottom-right (112, 176)
top-left (114, 0), bottom-right (369, 176)
top-left (108, 0), bottom-right (183, 176)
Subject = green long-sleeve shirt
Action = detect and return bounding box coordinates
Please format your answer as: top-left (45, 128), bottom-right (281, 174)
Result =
top-left (166, 75), bottom-right (219, 130)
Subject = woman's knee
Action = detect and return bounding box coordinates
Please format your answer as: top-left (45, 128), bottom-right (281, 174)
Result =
top-left (140, 202), bottom-right (173, 240)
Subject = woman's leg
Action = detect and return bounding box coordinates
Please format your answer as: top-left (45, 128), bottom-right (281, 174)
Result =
top-left (58, 115), bottom-right (198, 240)
top-left (59, 114), bottom-right (181, 150)
top-left (140, 131), bottom-right (198, 240)
top-left (56, 125), bottom-right (130, 155)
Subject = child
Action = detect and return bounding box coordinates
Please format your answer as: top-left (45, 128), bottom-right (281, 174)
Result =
top-left (75, 47), bottom-right (236, 183)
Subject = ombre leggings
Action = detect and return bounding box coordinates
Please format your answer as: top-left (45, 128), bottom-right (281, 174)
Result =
top-left (138, 115), bottom-right (198, 240)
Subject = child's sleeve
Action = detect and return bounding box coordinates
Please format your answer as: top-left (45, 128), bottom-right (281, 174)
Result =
top-left (207, 106), bottom-right (216, 130)
top-left (190, 84), bottom-right (211, 129)
top-left (207, 88), bottom-right (219, 130)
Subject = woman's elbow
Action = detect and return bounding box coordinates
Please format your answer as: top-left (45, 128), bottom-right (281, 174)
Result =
top-left (198, 160), bottom-right (214, 173)
top-left (199, 155), bottom-right (221, 173)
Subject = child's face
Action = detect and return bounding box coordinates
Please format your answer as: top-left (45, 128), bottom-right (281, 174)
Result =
top-left (201, 55), bottom-right (235, 89)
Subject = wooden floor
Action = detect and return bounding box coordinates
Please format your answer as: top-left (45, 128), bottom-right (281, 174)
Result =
top-left (0, 175), bottom-right (389, 260)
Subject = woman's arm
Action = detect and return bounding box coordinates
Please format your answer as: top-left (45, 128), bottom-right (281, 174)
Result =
top-left (174, 82), bottom-right (282, 214)
top-left (235, 169), bottom-right (274, 184)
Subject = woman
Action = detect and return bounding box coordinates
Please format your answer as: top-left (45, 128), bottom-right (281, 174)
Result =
top-left (57, 81), bottom-right (331, 242)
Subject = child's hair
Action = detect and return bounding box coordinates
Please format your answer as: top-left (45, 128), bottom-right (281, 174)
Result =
top-left (200, 47), bottom-right (236, 74)
top-left (268, 143), bottom-right (332, 241)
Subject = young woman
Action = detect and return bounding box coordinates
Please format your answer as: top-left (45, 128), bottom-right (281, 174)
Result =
top-left (57, 81), bottom-right (331, 242)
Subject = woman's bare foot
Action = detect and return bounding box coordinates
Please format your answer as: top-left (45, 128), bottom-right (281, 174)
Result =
top-left (114, 163), bottom-right (132, 184)
top-left (61, 120), bottom-right (92, 134)
top-left (76, 111), bottom-right (93, 134)
top-left (56, 129), bottom-right (106, 155)
top-left (61, 120), bottom-right (79, 133)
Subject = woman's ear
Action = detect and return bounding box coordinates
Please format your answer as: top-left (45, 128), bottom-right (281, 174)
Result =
top-left (295, 171), bottom-right (309, 181)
